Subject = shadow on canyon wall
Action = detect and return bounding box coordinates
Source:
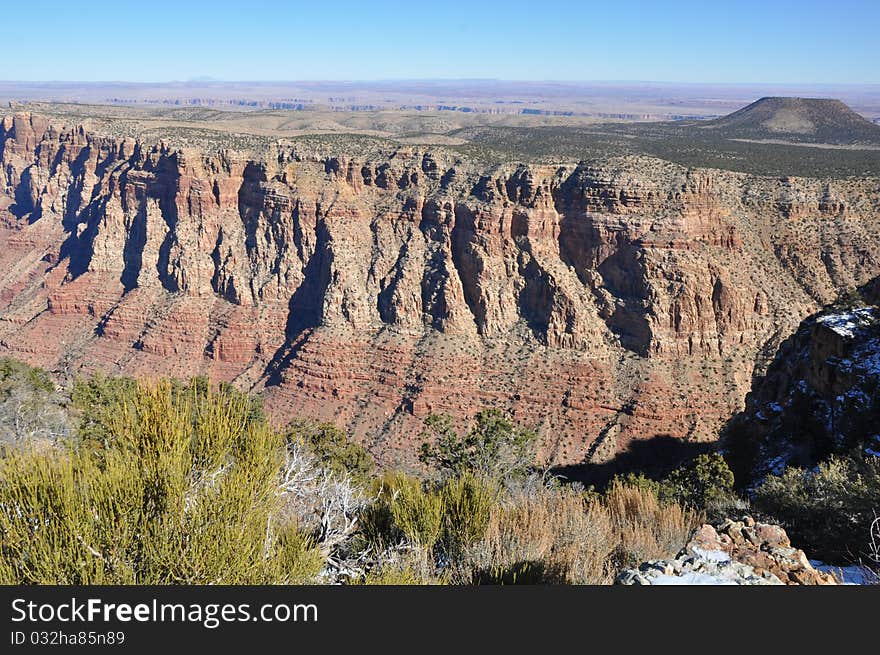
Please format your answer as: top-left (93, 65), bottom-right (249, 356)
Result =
top-left (552, 435), bottom-right (717, 489)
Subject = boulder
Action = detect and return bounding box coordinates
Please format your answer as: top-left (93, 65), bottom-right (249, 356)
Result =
top-left (616, 517), bottom-right (838, 585)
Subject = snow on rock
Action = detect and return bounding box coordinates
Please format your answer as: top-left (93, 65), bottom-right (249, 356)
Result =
top-left (616, 556), bottom-right (781, 586)
top-left (616, 518), bottom-right (837, 586)
top-left (690, 547), bottom-right (731, 563)
top-left (726, 302), bottom-right (880, 486)
top-left (650, 572), bottom-right (740, 586)
top-left (816, 307), bottom-right (876, 338)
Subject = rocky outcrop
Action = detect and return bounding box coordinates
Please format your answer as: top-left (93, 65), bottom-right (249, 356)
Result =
top-left (2, 112), bottom-right (880, 466)
top-left (725, 291), bottom-right (879, 485)
top-left (616, 517), bottom-right (838, 585)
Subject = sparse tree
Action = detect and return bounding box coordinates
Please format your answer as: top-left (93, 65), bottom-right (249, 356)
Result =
top-left (418, 409), bottom-right (537, 480)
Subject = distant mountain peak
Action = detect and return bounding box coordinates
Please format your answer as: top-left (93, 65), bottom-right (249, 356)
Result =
top-left (702, 96), bottom-right (880, 145)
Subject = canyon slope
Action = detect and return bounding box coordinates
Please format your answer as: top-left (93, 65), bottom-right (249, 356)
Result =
top-left (2, 108), bottom-right (880, 467)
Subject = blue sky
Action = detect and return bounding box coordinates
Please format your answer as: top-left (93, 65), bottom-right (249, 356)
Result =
top-left (5, 0), bottom-right (878, 83)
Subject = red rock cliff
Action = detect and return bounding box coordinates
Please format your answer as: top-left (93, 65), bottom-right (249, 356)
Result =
top-left (2, 112), bottom-right (879, 466)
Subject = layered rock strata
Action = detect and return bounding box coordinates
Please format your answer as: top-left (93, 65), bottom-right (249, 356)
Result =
top-left (2, 112), bottom-right (880, 465)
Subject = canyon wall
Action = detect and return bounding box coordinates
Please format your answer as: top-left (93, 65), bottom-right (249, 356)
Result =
top-left (2, 111), bottom-right (879, 466)
top-left (725, 289), bottom-right (880, 485)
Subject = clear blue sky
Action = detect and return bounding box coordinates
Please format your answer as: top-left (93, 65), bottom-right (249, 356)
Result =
top-left (5, 0), bottom-right (878, 83)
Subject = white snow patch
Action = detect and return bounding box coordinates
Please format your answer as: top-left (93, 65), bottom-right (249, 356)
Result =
top-left (691, 547), bottom-right (731, 563)
top-left (650, 572), bottom-right (738, 586)
top-left (810, 560), bottom-right (879, 585)
top-left (853, 342), bottom-right (880, 376)
top-left (816, 308), bottom-right (875, 338)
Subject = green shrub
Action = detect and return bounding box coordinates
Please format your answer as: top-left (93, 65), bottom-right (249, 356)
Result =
top-left (659, 453), bottom-right (736, 510)
top-left (69, 373), bottom-right (138, 445)
top-left (752, 455), bottom-right (880, 562)
top-left (388, 476), bottom-right (444, 550)
top-left (0, 358), bottom-right (69, 447)
top-left (0, 358), bottom-right (54, 395)
top-left (0, 368), bottom-right (722, 586)
top-left (611, 472), bottom-right (661, 497)
top-left (358, 484), bottom-right (398, 551)
top-left (472, 560), bottom-right (568, 585)
top-left (70, 375), bottom-right (265, 450)
top-left (0, 379), bottom-right (324, 584)
top-left (357, 472), bottom-right (445, 554)
top-left (285, 418), bottom-right (374, 484)
top-left (418, 409), bottom-right (537, 479)
top-left (351, 559), bottom-right (448, 585)
top-left (440, 474), bottom-right (498, 556)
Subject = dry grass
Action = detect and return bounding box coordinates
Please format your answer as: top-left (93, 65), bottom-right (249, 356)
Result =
top-left (457, 478), bottom-right (701, 584)
top-left (603, 481), bottom-right (703, 570)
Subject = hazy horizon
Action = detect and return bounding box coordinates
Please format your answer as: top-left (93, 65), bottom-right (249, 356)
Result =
top-left (5, 78), bottom-right (880, 122)
top-left (3, 79), bottom-right (880, 87)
